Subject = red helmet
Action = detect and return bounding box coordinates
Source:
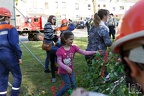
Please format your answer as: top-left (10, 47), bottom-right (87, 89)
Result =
top-left (61, 19), bottom-right (68, 24)
top-left (111, 0), bottom-right (144, 52)
top-left (0, 7), bottom-right (12, 17)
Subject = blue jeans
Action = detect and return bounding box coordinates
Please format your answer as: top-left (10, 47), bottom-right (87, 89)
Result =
top-left (44, 39), bottom-right (53, 70)
top-left (56, 72), bottom-right (76, 96)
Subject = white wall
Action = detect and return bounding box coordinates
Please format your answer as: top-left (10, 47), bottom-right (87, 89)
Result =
top-left (0, 0), bottom-right (16, 26)
top-left (16, 0), bottom-right (136, 22)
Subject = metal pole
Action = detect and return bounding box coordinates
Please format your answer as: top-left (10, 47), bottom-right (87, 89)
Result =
top-left (13, 0), bottom-right (16, 27)
top-left (8, 2), bottom-right (45, 87)
top-left (14, 6), bottom-right (44, 67)
top-left (8, 40), bottom-right (45, 87)
top-left (19, 40), bottom-right (45, 67)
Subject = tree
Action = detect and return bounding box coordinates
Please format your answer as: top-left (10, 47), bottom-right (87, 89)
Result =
top-left (15, 0), bottom-right (18, 3)
top-left (92, 0), bottom-right (97, 14)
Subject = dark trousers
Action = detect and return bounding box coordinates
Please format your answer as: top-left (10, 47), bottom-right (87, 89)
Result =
top-left (108, 25), bottom-right (115, 39)
top-left (49, 49), bottom-right (58, 78)
top-left (0, 51), bottom-right (22, 96)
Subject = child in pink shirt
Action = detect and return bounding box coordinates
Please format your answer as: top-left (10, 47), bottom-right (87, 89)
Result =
top-left (56, 31), bottom-right (99, 96)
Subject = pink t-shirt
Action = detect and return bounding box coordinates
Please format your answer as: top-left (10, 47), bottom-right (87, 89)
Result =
top-left (56, 45), bottom-right (95, 74)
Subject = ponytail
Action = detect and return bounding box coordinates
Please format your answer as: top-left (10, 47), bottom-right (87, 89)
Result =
top-left (93, 9), bottom-right (109, 28)
top-left (93, 13), bottom-right (101, 28)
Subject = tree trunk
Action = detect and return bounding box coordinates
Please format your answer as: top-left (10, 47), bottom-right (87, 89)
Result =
top-left (92, 0), bottom-right (97, 14)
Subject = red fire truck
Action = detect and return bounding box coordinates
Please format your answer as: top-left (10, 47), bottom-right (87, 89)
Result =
top-left (17, 16), bottom-right (48, 41)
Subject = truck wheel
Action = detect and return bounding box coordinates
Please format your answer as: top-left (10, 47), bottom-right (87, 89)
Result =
top-left (28, 37), bottom-right (34, 41)
top-left (36, 33), bottom-right (44, 41)
top-left (22, 33), bottom-right (27, 36)
top-left (28, 34), bottom-right (34, 41)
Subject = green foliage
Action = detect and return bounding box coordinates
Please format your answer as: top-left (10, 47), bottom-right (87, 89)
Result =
top-left (15, 0), bottom-right (18, 3)
top-left (76, 52), bottom-right (143, 96)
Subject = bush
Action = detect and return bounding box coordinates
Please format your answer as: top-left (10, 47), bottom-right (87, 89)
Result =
top-left (76, 52), bottom-right (143, 96)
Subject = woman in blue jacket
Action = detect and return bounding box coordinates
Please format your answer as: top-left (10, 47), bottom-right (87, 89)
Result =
top-left (85, 9), bottom-right (112, 66)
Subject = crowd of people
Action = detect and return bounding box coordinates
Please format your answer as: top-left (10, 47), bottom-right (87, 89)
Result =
top-left (0, 0), bottom-right (144, 96)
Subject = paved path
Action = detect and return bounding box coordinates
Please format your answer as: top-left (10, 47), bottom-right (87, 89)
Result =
top-left (19, 28), bottom-right (88, 41)
top-left (73, 28), bottom-right (88, 37)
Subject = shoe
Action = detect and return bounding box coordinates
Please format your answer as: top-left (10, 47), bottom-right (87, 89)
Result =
top-left (52, 78), bottom-right (56, 83)
top-left (44, 69), bottom-right (51, 73)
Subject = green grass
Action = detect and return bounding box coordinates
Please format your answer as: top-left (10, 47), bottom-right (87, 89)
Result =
top-left (8, 37), bottom-right (88, 96)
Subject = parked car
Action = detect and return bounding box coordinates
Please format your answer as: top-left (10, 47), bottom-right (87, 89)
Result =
top-left (75, 20), bottom-right (85, 29)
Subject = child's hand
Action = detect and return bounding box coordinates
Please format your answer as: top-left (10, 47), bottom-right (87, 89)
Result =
top-left (98, 50), bottom-right (103, 54)
top-left (66, 67), bottom-right (72, 73)
top-left (95, 50), bottom-right (103, 54)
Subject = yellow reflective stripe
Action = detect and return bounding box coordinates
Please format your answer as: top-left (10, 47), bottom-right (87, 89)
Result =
top-left (12, 87), bottom-right (20, 90)
top-left (0, 91), bottom-right (7, 94)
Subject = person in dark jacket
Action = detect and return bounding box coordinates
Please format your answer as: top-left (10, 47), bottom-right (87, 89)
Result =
top-left (85, 9), bottom-right (112, 66)
top-left (49, 35), bottom-right (61, 82)
top-left (107, 13), bottom-right (117, 40)
top-left (44, 15), bottom-right (56, 73)
top-left (58, 19), bottom-right (75, 37)
top-left (68, 19), bottom-right (75, 31)
top-left (85, 18), bottom-right (93, 35)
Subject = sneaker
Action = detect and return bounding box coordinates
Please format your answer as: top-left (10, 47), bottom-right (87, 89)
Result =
top-left (52, 78), bottom-right (56, 83)
top-left (44, 69), bottom-right (51, 73)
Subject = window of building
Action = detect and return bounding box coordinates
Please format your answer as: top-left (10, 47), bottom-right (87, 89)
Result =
top-left (88, 4), bottom-right (91, 10)
top-left (34, 18), bottom-right (38, 22)
top-left (98, 4), bottom-right (100, 7)
top-left (120, 6), bottom-right (124, 10)
top-left (103, 4), bottom-right (106, 7)
top-left (45, 2), bottom-right (48, 9)
top-left (112, 7), bottom-right (115, 11)
top-left (75, 3), bottom-right (79, 10)
top-left (55, 2), bottom-right (58, 9)
top-left (62, 2), bottom-right (66, 9)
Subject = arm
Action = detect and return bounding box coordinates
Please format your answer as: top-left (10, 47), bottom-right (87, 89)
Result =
top-left (101, 28), bottom-right (112, 47)
top-left (68, 23), bottom-right (75, 31)
top-left (8, 27), bottom-right (22, 60)
top-left (57, 56), bottom-right (70, 70)
top-left (77, 49), bottom-right (97, 55)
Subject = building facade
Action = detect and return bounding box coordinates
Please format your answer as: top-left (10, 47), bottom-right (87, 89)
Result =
top-left (16, 0), bottom-right (137, 21)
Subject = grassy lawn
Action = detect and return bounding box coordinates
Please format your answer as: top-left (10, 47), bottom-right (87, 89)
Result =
top-left (8, 37), bottom-right (88, 96)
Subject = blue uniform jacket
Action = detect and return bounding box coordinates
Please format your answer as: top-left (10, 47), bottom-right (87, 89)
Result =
top-left (0, 22), bottom-right (22, 59)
